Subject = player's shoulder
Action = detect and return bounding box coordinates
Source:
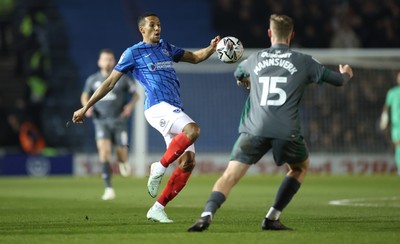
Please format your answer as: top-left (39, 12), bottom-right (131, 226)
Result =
top-left (86, 71), bottom-right (102, 82)
top-left (389, 86), bottom-right (400, 94)
top-left (132, 41), bottom-right (145, 47)
top-left (123, 41), bottom-right (152, 54)
top-left (120, 42), bottom-right (147, 60)
top-left (159, 39), bottom-right (172, 46)
top-left (290, 49), bottom-right (318, 62)
top-left (125, 42), bottom-right (142, 52)
top-left (160, 39), bottom-right (181, 51)
top-left (247, 48), bottom-right (268, 61)
top-left (289, 48), bottom-right (311, 58)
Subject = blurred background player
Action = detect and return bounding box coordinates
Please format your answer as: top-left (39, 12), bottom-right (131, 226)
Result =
top-left (81, 48), bottom-right (139, 200)
top-left (379, 71), bottom-right (400, 176)
top-left (73, 12), bottom-right (220, 222)
top-left (188, 14), bottom-right (353, 232)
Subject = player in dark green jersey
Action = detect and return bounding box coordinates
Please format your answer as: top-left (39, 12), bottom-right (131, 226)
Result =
top-left (380, 71), bottom-right (400, 176)
top-left (188, 14), bottom-right (353, 232)
top-left (81, 49), bottom-right (139, 200)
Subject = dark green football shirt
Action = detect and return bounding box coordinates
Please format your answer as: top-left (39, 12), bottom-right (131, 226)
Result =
top-left (83, 71), bottom-right (136, 119)
top-left (235, 44), bottom-right (334, 140)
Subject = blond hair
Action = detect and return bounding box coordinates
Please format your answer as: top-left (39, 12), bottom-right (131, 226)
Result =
top-left (269, 14), bottom-right (294, 40)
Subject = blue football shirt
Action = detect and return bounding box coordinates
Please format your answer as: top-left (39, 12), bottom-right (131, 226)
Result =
top-left (114, 39), bottom-right (185, 110)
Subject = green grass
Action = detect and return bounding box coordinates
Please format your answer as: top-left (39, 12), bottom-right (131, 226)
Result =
top-left (0, 174), bottom-right (399, 244)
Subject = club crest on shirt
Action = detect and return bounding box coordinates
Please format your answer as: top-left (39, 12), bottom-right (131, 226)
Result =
top-left (159, 119), bottom-right (166, 127)
top-left (148, 63), bottom-right (157, 71)
top-left (162, 49), bottom-right (170, 56)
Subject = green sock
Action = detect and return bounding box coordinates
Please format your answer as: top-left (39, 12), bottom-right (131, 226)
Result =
top-left (102, 162), bottom-right (112, 188)
top-left (272, 176), bottom-right (301, 211)
top-left (204, 191), bottom-right (226, 216)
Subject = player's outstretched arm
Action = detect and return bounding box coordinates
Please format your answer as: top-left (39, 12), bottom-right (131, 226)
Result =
top-left (322, 64), bottom-right (353, 87)
top-left (121, 92), bottom-right (140, 118)
top-left (181, 36), bottom-right (220, 64)
top-left (379, 105), bottom-right (390, 130)
top-left (72, 70), bottom-right (124, 123)
top-left (339, 64), bottom-right (353, 79)
top-left (234, 59), bottom-right (250, 89)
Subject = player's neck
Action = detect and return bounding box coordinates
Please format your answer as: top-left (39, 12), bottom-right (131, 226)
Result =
top-left (101, 70), bottom-right (111, 78)
top-left (271, 41), bottom-right (290, 46)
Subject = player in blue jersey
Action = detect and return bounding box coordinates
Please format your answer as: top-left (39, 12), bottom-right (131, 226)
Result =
top-left (81, 49), bottom-right (138, 200)
top-left (72, 12), bottom-right (220, 222)
top-left (188, 14), bottom-right (353, 232)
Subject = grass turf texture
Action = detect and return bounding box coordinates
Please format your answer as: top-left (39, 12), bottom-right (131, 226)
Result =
top-left (0, 174), bottom-right (399, 244)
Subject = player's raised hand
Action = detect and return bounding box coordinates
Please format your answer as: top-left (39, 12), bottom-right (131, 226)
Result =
top-left (210, 36), bottom-right (221, 49)
top-left (339, 64), bottom-right (353, 78)
top-left (237, 77), bottom-right (250, 90)
top-left (72, 107), bottom-right (86, 124)
top-left (120, 104), bottom-right (133, 118)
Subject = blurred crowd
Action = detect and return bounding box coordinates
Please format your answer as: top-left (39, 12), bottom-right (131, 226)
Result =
top-left (0, 0), bottom-right (51, 152)
top-left (300, 67), bottom-right (395, 153)
top-left (0, 0), bottom-right (398, 154)
top-left (212, 0), bottom-right (400, 48)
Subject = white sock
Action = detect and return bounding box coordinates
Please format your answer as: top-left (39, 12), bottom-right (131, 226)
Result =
top-left (201, 212), bottom-right (213, 220)
top-left (153, 201), bottom-right (165, 210)
top-left (154, 162), bottom-right (167, 173)
top-left (266, 207), bottom-right (281, 220)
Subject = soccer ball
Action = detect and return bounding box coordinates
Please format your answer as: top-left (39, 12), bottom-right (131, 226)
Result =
top-left (216, 36), bottom-right (244, 63)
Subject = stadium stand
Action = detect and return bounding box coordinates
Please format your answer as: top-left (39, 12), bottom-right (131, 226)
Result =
top-left (0, 0), bottom-right (399, 156)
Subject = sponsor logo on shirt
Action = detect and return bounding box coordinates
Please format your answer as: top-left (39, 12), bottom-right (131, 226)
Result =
top-left (147, 61), bottom-right (174, 71)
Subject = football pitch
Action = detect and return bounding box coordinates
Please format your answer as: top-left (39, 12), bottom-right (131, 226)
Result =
top-left (0, 174), bottom-right (399, 244)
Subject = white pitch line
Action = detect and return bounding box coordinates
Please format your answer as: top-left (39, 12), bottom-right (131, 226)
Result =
top-left (329, 196), bottom-right (400, 208)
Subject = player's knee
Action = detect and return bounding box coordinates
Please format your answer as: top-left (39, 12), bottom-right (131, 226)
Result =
top-left (289, 158), bottom-right (309, 176)
top-left (302, 158), bottom-right (310, 170)
top-left (221, 171), bottom-right (240, 186)
top-left (99, 151), bottom-right (111, 162)
top-left (179, 157), bottom-right (196, 172)
top-left (183, 123), bottom-right (200, 141)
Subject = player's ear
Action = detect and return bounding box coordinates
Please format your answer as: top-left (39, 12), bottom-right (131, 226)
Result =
top-left (97, 57), bottom-right (102, 68)
top-left (139, 26), bottom-right (145, 35)
top-left (268, 29), bottom-right (272, 38)
top-left (287, 32), bottom-right (294, 45)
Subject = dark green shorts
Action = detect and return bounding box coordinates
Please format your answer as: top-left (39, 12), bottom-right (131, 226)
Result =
top-left (230, 133), bottom-right (309, 166)
top-left (93, 118), bottom-right (128, 146)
